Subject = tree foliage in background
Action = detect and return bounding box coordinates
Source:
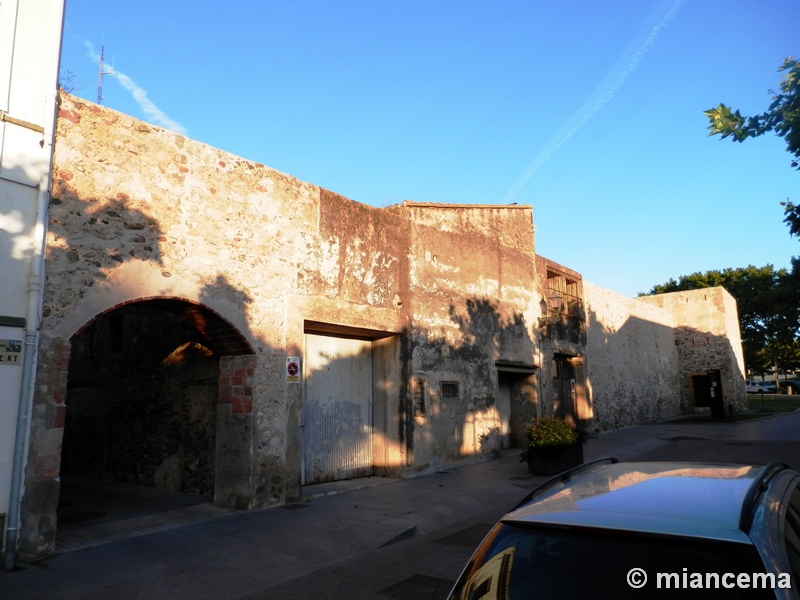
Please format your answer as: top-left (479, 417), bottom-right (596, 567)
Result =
top-left (705, 57), bottom-right (800, 236)
top-left (643, 262), bottom-right (800, 375)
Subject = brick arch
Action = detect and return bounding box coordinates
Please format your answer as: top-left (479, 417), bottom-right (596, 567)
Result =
top-left (73, 296), bottom-right (255, 356)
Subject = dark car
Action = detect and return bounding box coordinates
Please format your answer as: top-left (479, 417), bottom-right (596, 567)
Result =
top-left (448, 459), bottom-right (800, 599)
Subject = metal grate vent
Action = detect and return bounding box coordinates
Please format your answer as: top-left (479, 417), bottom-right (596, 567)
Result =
top-left (441, 382), bottom-right (459, 399)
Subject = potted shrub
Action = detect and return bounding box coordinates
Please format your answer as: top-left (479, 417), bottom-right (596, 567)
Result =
top-left (522, 417), bottom-right (585, 475)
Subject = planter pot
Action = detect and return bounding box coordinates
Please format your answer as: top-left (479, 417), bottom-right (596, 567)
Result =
top-left (526, 444), bottom-right (584, 476)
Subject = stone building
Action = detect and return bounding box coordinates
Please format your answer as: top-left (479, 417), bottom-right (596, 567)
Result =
top-left (5, 90), bottom-right (747, 562)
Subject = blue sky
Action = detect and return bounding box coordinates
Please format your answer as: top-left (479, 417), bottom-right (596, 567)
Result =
top-left (58, 0), bottom-right (799, 297)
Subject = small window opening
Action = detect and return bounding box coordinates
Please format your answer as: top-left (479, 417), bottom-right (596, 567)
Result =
top-left (441, 382), bottom-right (459, 399)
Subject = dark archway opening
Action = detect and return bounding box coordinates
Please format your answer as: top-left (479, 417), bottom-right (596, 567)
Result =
top-left (57, 299), bottom-right (253, 543)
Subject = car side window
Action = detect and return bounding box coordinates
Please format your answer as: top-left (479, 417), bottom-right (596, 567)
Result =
top-left (450, 523), bottom-right (772, 599)
top-left (784, 485), bottom-right (800, 580)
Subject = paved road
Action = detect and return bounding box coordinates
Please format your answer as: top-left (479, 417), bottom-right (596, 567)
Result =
top-left (2, 411), bottom-right (800, 600)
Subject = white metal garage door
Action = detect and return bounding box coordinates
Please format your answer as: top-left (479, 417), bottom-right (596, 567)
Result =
top-left (302, 334), bottom-right (373, 485)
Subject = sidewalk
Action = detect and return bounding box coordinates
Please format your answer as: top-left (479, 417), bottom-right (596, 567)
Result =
top-left (2, 412), bottom-right (799, 600)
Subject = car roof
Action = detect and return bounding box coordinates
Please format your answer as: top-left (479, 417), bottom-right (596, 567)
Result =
top-left (505, 461), bottom-right (775, 544)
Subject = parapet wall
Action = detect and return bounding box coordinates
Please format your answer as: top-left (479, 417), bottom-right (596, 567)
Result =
top-left (586, 284), bottom-right (747, 430)
top-left (584, 282), bottom-right (682, 430)
top-left (15, 89), bottom-right (748, 563)
top-left (639, 287), bottom-right (747, 413)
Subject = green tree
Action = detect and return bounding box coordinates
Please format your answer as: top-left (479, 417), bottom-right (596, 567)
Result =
top-left (643, 263), bottom-right (800, 376)
top-left (704, 57), bottom-right (800, 236)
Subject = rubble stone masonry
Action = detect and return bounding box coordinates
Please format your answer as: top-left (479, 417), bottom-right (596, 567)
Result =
top-left (14, 91), bottom-right (746, 562)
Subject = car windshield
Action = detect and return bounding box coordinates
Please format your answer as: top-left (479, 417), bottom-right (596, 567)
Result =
top-left (449, 523), bottom-right (775, 599)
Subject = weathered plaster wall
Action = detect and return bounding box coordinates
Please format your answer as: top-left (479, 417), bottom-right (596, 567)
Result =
top-left (287, 189), bottom-right (408, 481)
top-left (19, 90), bottom-right (748, 562)
top-left (43, 94), bottom-right (313, 514)
top-left (585, 284), bottom-right (747, 429)
top-left (22, 92), bottom-right (541, 558)
top-left (399, 203), bottom-right (538, 469)
top-left (584, 282), bottom-right (682, 430)
top-left (638, 287), bottom-right (747, 413)
top-left (534, 257), bottom-right (590, 428)
top-left (22, 92), bottom-right (411, 558)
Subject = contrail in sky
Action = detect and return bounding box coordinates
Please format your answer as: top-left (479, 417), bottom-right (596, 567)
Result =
top-left (81, 39), bottom-right (188, 136)
top-left (501, 0), bottom-right (686, 204)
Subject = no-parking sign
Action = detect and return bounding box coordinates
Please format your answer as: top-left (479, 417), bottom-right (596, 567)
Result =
top-left (286, 357), bottom-right (301, 383)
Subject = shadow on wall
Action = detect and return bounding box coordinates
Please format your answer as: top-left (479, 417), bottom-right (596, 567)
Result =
top-left (17, 168), bottom-right (748, 564)
top-left (583, 302), bottom-right (746, 430)
top-left (13, 94), bottom-right (546, 562)
top-left (24, 174), bottom-right (542, 558)
top-left (299, 297), bottom-right (536, 484)
top-left (402, 297), bottom-right (538, 468)
top-left (20, 180), bottom-right (266, 558)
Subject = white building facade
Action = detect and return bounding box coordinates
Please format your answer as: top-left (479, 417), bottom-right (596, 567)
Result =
top-left (0, 0), bottom-right (65, 569)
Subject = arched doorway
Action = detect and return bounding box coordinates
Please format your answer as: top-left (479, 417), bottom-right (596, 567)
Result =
top-left (57, 298), bottom-right (253, 544)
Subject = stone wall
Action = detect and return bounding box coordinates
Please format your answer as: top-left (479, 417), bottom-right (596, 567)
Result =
top-left (398, 203), bottom-right (538, 468)
top-left (535, 257), bottom-right (590, 429)
top-left (585, 284), bottom-right (747, 430)
top-left (17, 90), bottom-right (748, 562)
top-left (584, 283), bottom-right (682, 430)
top-left (19, 91), bottom-right (542, 559)
top-left (639, 287), bottom-right (747, 413)
top-left (42, 95), bottom-right (420, 488)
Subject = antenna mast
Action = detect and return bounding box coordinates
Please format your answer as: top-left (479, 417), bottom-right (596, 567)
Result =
top-left (97, 43), bottom-right (113, 104)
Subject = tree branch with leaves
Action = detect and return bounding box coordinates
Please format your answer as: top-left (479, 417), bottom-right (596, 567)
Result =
top-left (705, 57), bottom-right (800, 236)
